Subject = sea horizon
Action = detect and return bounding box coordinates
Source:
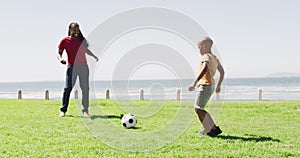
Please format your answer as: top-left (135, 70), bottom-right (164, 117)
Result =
top-left (0, 77), bottom-right (299, 101)
top-left (1, 75), bottom-right (300, 83)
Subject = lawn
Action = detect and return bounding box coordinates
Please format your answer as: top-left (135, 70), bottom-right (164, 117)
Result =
top-left (0, 99), bottom-right (299, 157)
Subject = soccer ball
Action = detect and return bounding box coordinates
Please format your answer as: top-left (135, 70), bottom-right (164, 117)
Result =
top-left (121, 114), bottom-right (137, 128)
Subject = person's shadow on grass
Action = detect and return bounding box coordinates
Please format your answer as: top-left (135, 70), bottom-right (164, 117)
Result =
top-left (63, 113), bottom-right (125, 120)
top-left (90, 114), bottom-right (123, 120)
top-left (216, 134), bottom-right (280, 142)
top-left (89, 114), bottom-right (142, 129)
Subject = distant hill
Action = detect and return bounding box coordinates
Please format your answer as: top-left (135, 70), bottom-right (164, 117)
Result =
top-left (266, 72), bottom-right (300, 78)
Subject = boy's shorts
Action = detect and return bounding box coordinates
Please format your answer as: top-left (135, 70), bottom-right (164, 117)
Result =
top-left (194, 85), bottom-right (214, 110)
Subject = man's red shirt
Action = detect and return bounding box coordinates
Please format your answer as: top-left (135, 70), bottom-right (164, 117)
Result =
top-left (58, 37), bottom-right (87, 65)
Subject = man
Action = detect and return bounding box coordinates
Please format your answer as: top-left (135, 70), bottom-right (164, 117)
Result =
top-left (57, 22), bottom-right (98, 117)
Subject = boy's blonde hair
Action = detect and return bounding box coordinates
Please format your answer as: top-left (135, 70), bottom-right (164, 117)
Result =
top-left (198, 36), bottom-right (213, 49)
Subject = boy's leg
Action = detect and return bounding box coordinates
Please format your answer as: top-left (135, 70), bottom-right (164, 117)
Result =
top-left (195, 108), bottom-right (216, 133)
top-left (194, 85), bottom-right (216, 133)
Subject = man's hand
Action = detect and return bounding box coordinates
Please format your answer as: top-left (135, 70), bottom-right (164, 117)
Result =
top-left (60, 59), bottom-right (66, 65)
top-left (57, 49), bottom-right (66, 65)
top-left (95, 56), bottom-right (99, 62)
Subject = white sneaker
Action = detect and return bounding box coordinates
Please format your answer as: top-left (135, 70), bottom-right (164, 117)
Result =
top-left (198, 131), bottom-right (206, 136)
top-left (83, 111), bottom-right (89, 117)
top-left (198, 129), bottom-right (210, 136)
top-left (59, 112), bottom-right (65, 117)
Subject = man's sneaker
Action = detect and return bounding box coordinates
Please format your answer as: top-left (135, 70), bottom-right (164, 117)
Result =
top-left (83, 111), bottom-right (89, 117)
top-left (59, 112), bottom-right (65, 117)
top-left (207, 126), bottom-right (222, 137)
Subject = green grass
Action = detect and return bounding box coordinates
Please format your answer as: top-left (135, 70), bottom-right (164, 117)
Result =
top-left (0, 99), bottom-right (299, 157)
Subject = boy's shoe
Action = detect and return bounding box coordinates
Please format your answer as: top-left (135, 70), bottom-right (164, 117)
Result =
top-left (198, 130), bottom-right (207, 136)
top-left (198, 129), bottom-right (210, 136)
top-left (59, 112), bottom-right (65, 117)
top-left (207, 126), bottom-right (222, 137)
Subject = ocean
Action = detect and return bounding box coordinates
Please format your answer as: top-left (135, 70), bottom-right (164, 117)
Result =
top-left (0, 77), bottom-right (299, 100)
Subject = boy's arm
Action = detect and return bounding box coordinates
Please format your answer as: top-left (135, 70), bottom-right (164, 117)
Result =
top-left (215, 64), bottom-right (225, 93)
top-left (86, 49), bottom-right (99, 62)
top-left (188, 61), bottom-right (208, 91)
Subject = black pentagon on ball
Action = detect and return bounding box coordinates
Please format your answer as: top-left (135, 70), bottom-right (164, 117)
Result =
top-left (123, 123), bottom-right (127, 127)
top-left (129, 118), bottom-right (133, 123)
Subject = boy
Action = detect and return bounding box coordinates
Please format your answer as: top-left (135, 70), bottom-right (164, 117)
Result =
top-left (188, 36), bottom-right (225, 137)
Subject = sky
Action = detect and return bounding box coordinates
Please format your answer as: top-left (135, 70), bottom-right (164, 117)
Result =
top-left (0, 0), bottom-right (299, 82)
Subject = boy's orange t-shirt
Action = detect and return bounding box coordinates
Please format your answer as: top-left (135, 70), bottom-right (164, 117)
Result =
top-left (197, 53), bottom-right (220, 86)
